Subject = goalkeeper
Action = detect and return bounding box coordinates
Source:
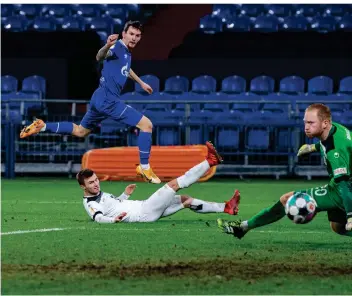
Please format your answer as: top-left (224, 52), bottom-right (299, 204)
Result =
top-left (217, 103), bottom-right (352, 238)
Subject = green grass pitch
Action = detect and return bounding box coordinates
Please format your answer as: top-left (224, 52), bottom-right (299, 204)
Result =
top-left (2, 178), bottom-right (352, 295)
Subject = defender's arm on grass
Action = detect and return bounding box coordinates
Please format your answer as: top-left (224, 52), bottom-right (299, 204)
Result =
top-left (129, 69), bottom-right (153, 94)
top-left (96, 34), bottom-right (119, 62)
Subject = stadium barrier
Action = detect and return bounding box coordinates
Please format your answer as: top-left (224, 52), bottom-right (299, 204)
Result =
top-left (1, 98), bottom-right (351, 179)
top-left (81, 145), bottom-right (216, 182)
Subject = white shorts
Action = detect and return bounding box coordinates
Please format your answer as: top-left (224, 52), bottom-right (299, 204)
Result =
top-left (139, 184), bottom-right (176, 222)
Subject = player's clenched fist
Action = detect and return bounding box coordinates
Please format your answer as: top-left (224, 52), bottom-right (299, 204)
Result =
top-left (107, 34), bottom-right (118, 47)
top-left (297, 144), bottom-right (316, 157)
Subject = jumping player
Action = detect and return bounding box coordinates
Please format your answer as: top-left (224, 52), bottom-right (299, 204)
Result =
top-left (20, 21), bottom-right (161, 184)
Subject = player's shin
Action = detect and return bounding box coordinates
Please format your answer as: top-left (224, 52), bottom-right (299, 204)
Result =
top-left (176, 160), bottom-right (210, 189)
top-left (245, 200), bottom-right (286, 231)
top-left (44, 122), bottom-right (74, 134)
top-left (190, 199), bottom-right (225, 213)
top-left (138, 131), bottom-right (152, 169)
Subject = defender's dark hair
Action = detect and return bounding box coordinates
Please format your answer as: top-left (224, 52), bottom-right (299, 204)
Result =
top-left (123, 20), bottom-right (143, 33)
top-left (76, 169), bottom-right (95, 186)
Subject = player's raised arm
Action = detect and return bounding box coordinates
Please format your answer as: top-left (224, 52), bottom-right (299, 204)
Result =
top-left (96, 34), bottom-right (119, 62)
top-left (129, 69), bottom-right (153, 94)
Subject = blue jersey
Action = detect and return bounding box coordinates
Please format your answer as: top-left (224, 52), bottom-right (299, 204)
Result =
top-left (100, 40), bottom-right (131, 98)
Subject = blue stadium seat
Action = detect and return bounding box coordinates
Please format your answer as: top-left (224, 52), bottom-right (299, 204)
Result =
top-left (252, 15), bottom-right (279, 32)
top-left (340, 110), bottom-right (352, 126)
top-left (126, 4), bottom-right (141, 19)
top-left (22, 75), bottom-right (46, 98)
top-left (44, 4), bottom-right (72, 20)
top-left (225, 15), bottom-right (251, 32)
top-left (308, 76), bottom-right (333, 95)
top-left (32, 16), bottom-right (57, 31)
top-left (103, 4), bottom-right (128, 21)
top-left (135, 75), bottom-right (160, 94)
top-left (72, 4), bottom-right (100, 21)
top-left (1, 4), bottom-right (14, 18)
top-left (1, 109), bottom-right (22, 124)
top-left (338, 76), bottom-right (352, 94)
top-left (262, 93), bottom-right (291, 114)
top-left (61, 16), bottom-right (86, 31)
top-left (265, 4), bottom-right (294, 17)
top-left (217, 126), bottom-right (240, 150)
top-left (90, 17), bottom-right (114, 34)
top-left (338, 15), bottom-right (352, 31)
top-left (16, 4), bottom-right (41, 20)
top-left (3, 15), bottom-right (28, 32)
top-left (8, 92), bottom-right (41, 113)
top-left (246, 127), bottom-right (270, 150)
top-left (164, 76), bottom-right (189, 94)
top-left (239, 4), bottom-right (265, 18)
top-left (230, 92), bottom-right (261, 113)
top-left (1, 76), bottom-right (18, 94)
top-left (212, 4), bottom-right (238, 23)
top-left (279, 76), bottom-right (305, 95)
top-left (324, 5), bottom-right (351, 17)
top-left (276, 128), bottom-right (295, 152)
top-left (310, 16), bottom-right (336, 33)
top-left (199, 15), bottom-right (223, 34)
top-left (294, 4), bottom-right (325, 17)
top-left (280, 16), bottom-right (308, 31)
top-left (191, 75), bottom-right (216, 94)
top-left (250, 76), bottom-right (275, 94)
top-left (221, 75), bottom-right (246, 94)
top-left (158, 128), bottom-right (180, 146)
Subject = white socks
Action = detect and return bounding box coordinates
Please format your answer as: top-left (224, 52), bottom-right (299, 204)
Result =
top-left (141, 163), bottom-right (150, 170)
top-left (190, 198), bottom-right (225, 213)
top-left (40, 124), bottom-right (46, 132)
top-left (176, 160), bottom-right (210, 189)
top-left (241, 221), bottom-right (249, 231)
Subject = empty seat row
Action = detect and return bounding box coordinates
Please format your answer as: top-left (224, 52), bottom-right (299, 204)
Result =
top-left (1, 75), bottom-right (46, 97)
top-left (212, 4), bottom-right (352, 18)
top-left (123, 75), bottom-right (352, 96)
top-left (1, 4), bottom-right (141, 21)
top-left (200, 14), bottom-right (352, 33)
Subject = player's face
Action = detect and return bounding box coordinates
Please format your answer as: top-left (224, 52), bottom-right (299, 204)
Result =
top-left (122, 26), bottom-right (142, 49)
top-left (83, 174), bottom-right (100, 195)
top-left (303, 110), bottom-right (324, 138)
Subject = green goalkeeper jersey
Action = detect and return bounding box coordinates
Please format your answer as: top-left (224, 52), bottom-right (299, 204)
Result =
top-left (315, 122), bottom-right (352, 182)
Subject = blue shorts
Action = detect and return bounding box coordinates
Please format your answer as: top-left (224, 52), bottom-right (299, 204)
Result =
top-left (80, 87), bottom-right (143, 130)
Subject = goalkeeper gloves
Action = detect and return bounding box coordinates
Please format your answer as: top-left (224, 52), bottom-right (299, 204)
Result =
top-left (297, 144), bottom-right (317, 157)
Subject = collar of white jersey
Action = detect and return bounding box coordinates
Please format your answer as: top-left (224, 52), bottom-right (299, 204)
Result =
top-left (84, 191), bottom-right (102, 202)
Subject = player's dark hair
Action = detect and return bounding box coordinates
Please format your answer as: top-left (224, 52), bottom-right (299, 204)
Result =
top-left (76, 169), bottom-right (95, 186)
top-left (306, 103), bottom-right (332, 122)
top-left (123, 20), bottom-right (143, 33)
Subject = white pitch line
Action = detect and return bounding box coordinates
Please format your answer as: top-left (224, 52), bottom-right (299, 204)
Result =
top-left (1, 228), bottom-right (68, 236)
top-left (0, 227), bottom-right (328, 236)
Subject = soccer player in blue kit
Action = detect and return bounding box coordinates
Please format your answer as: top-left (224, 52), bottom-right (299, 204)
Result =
top-left (20, 21), bottom-right (161, 184)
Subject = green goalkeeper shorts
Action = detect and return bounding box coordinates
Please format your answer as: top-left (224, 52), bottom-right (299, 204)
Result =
top-left (295, 184), bottom-right (347, 224)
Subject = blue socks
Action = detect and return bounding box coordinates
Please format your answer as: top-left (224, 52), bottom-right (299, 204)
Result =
top-left (138, 131), bottom-right (152, 165)
top-left (45, 122), bottom-right (73, 135)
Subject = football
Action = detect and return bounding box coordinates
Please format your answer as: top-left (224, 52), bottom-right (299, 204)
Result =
top-left (285, 192), bottom-right (317, 224)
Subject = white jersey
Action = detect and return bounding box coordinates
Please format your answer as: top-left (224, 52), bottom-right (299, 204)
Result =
top-left (83, 191), bottom-right (143, 223)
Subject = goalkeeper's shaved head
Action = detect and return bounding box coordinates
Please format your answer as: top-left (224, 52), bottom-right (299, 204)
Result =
top-left (306, 103), bottom-right (332, 123)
